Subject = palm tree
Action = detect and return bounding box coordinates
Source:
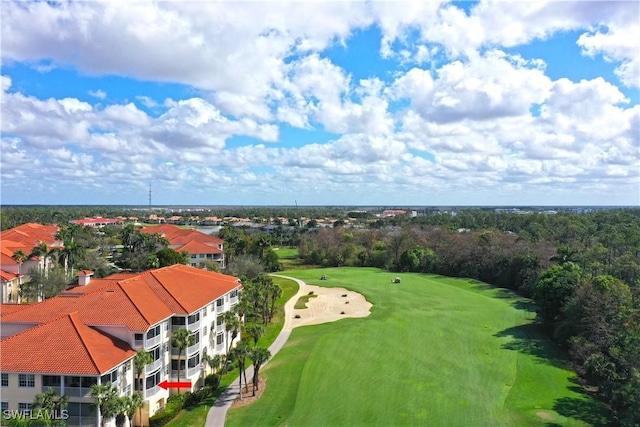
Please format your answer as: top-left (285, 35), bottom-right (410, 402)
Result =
top-left (222, 311), bottom-right (240, 374)
top-left (59, 239), bottom-right (85, 273)
top-left (33, 387), bottom-right (69, 414)
top-left (230, 342), bottom-right (251, 399)
top-left (11, 249), bottom-right (28, 298)
top-left (120, 392), bottom-right (144, 427)
top-left (268, 284), bottom-right (283, 322)
top-left (171, 327), bottom-right (195, 393)
top-left (90, 382), bottom-right (120, 427)
top-left (245, 324), bottom-right (264, 346)
top-left (133, 350), bottom-right (152, 423)
top-left (29, 241), bottom-right (51, 272)
top-left (250, 347), bottom-right (271, 396)
top-left (203, 353), bottom-right (222, 375)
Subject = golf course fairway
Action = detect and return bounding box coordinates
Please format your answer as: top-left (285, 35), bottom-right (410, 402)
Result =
top-left (226, 268), bottom-right (609, 427)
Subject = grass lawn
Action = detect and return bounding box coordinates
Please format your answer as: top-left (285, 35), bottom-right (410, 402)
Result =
top-left (165, 276), bottom-right (299, 427)
top-left (226, 267), bottom-right (610, 427)
top-left (293, 292), bottom-right (317, 309)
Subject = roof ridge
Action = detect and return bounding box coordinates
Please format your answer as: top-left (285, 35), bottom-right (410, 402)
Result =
top-left (147, 267), bottom-right (189, 313)
top-left (68, 311), bottom-right (102, 374)
top-left (116, 281), bottom-right (155, 328)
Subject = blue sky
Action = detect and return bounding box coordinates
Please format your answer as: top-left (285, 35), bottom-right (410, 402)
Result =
top-left (1, 1), bottom-right (638, 206)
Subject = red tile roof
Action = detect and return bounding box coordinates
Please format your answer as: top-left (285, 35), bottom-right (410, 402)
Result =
top-left (0, 270), bottom-right (20, 281)
top-left (0, 303), bottom-right (32, 317)
top-left (2, 265), bottom-right (241, 329)
top-left (175, 240), bottom-right (223, 254)
top-left (141, 224), bottom-right (223, 247)
top-left (0, 312), bottom-right (135, 375)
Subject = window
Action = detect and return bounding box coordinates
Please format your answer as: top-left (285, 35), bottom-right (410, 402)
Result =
top-left (210, 302), bottom-right (215, 311)
top-left (145, 371), bottom-right (161, 389)
top-left (101, 370), bottom-right (118, 385)
top-left (42, 376), bottom-right (61, 388)
top-left (199, 254), bottom-right (205, 258)
top-left (124, 384), bottom-right (131, 396)
top-left (146, 325), bottom-right (161, 340)
top-left (193, 331), bottom-right (200, 345)
top-left (187, 312), bottom-right (200, 324)
top-left (203, 327), bottom-right (207, 337)
top-left (216, 298), bottom-right (223, 307)
top-left (171, 359), bottom-right (185, 370)
top-left (188, 354), bottom-right (200, 369)
top-left (230, 289), bottom-right (238, 298)
top-left (203, 306), bottom-right (207, 316)
top-left (1, 373), bottom-right (7, 387)
top-left (134, 333), bottom-right (143, 343)
top-left (216, 315), bottom-right (223, 326)
top-left (0, 402), bottom-right (7, 412)
top-left (171, 317), bottom-right (185, 326)
top-left (150, 346), bottom-right (161, 362)
top-left (216, 334), bottom-right (224, 345)
top-left (18, 403), bottom-right (32, 411)
top-left (123, 361), bottom-right (130, 373)
top-left (18, 374), bottom-right (34, 388)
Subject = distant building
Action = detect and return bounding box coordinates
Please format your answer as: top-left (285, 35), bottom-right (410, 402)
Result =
top-left (141, 224), bottom-right (225, 269)
top-left (71, 217), bottom-right (123, 228)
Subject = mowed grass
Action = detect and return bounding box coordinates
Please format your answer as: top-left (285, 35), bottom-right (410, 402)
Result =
top-left (226, 268), bottom-right (609, 427)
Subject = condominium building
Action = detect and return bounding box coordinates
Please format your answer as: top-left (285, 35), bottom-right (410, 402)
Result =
top-left (0, 264), bottom-right (242, 427)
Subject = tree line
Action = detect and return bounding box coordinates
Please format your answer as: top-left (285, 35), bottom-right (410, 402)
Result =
top-left (297, 209), bottom-right (640, 425)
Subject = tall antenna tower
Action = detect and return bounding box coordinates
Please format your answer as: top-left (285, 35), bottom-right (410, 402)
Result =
top-left (148, 182), bottom-right (152, 210)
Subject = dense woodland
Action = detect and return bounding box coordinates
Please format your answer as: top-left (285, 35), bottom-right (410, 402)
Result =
top-left (2, 206), bottom-right (639, 424)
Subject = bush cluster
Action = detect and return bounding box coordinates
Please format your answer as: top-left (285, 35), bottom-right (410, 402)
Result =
top-left (149, 394), bottom-right (185, 427)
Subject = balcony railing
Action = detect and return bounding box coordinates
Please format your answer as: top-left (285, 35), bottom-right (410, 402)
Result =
top-left (64, 387), bottom-right (93, 398)
top-left (145, 334), bottom-right (161, 349)
top-left (187, 319), bottom-right (200, 332)
top-left (215, 304), bottom-right (224, 313)
top-left (186, 342), bottom-right (200, 356)
top-left (145, 385), bottom-right (159, 399)
top-left (187, 366), bottom-right (200, 378)
top-left (216, 324), bottom-right (224, 333)
top-left (216, 342), bottom-right (225, 352)
top-left (41, 385), bottom-right (62, 395)
top-left (230, 295), bottom-right (238, 305)
top-left (145, 358), bottom-right (163, 375)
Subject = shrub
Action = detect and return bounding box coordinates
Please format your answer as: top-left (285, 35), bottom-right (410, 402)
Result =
top-left (205, 373), bottom-right (220, 389)
top-left (149, 394), bottom-right (185, 427)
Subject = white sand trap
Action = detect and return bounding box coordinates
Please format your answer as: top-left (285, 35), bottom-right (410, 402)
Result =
top-left (288, 284), bottom-right (372, 329)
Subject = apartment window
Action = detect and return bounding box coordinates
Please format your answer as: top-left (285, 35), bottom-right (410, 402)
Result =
top-left (199, 254), bottom-right (205, 258)
top-left (18, 403), bottom-right (32, 411)
top-left (230, 289), bottom-right (238, 298)
top-left (216, 314), bottom-right (223, 326)
top-left (171, 317), bottom-right (185, 326)
top-left (150, 346), bottom-right (161, 362)
top-left (203, 327), bottom-right (207, 337)
top-left (145, 371), bottom-right (161, 389)
top-left (188, 312), bottom-right (200, 324)
top-left (1, 402), bottom-right (7, 412)
top-left (18, 374), bottom-right (34, 388)
top-left (134, 333), bottom-right (143, 343)
top-left (124, 384), bottom-right (131, 396)
top-left (123, 361), bottom-right (130, 373)
top-left (188, 354), bottom-right (200, 369)
top-left (210, 302), bottom-right (215, 311)
top-left (42, 376), bottom-right (61, 388)
top-left (216, 334), bottom-right (224, 345)
top-left (100, 370), bottom-right (118, 385)
top-left (1, 373), bottom-right (7, 387)
top-left (146, 325), bottom-right (161, 340)
top-left (203, 306), bottom-right (207, 316)
top-left (171, 359), bottom-right (185, 371)
top-left (216, 298), bottom-right (223, 307)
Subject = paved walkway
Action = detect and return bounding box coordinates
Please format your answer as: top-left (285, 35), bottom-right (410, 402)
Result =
top-left (204, 275), bottom-right (306, 427)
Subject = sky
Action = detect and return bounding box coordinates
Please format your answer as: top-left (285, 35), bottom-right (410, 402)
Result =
top-left (1, 1), bottom-right (639, 206)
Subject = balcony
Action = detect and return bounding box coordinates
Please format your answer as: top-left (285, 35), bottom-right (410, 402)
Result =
top-left (187, 319), bottom-right (200, 332)
top-left (41, 385), bottom-right (62, 395)
top-left (64, 387), bottom-right (93, 398)
top-left (145, 334), bottom-right (161, 349)
top-left (216, 323), bottom-right (224, 333)
top-left (187, 366), bottom-right (200, 378)
top-left (230, 295), bottom-right (238, 305)
top-left (216, 342), bottom-right (225, 352)
top-left (145, 358), bottom-right (163, 375)
top-left (145, 385), bottom-right (159, 399)
top-left (186, 342), bottom-right (199, 356)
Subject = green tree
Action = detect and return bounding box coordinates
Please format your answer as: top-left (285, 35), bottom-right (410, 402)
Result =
top-left (533, 262), bottom-right (583, 334)
top-left (33, 387), bottom-right (69, 413)
top-left (245, 324), bottom-right (264, 346)
top-left (120, 392), bottom-right (144, 427)
top-left (222, 311), bottom-right (240, 374)
top-left (22, 266), bottom-right (72, 301)
top-left (203, 353), bottom-right (222, 375)
top-left (156, 248), bottom-right (188, 267)
top-left (133, 350), bottom-right (152, 415)
top-left (230, 342), bottom-right (251, 399)
top-left (171, 327), bottom-right (195, 392)
top-left (250, 347), bottom-right (271, 396)
top-left (90, 382), bottom-right (120, 427)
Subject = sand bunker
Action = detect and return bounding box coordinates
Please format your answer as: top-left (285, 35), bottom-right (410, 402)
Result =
top-left (286, 284), bottom-right (372, 329)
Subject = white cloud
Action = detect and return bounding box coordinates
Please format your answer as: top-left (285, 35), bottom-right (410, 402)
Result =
top-left (88, 89), bottom-right (107, 99)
